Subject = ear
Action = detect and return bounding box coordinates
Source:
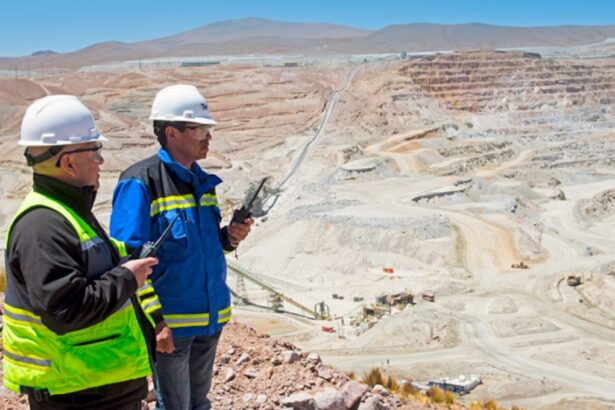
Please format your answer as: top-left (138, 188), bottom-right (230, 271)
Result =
top-left (59, 154), bottom-right (77, 176)
top-left (165, 125), bottom-right (179, 145)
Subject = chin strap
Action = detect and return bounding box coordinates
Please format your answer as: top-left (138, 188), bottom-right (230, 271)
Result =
top-left (24, 146), bottom-right (64, 166)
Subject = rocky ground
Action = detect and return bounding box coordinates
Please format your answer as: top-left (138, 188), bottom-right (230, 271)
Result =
top-left (0, 321), bottom-right (456, 410)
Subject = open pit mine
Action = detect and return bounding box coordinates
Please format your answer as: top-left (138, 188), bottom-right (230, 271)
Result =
top-left (1, 48), bottom-right (615, 409)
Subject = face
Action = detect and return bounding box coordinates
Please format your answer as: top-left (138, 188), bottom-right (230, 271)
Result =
top-left (57, 141), bottom-right (104, 189)
top-left (173, 124), bottom-right (213, 163)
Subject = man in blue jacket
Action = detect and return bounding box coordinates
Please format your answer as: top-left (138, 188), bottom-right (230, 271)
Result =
top-left (110, 85), bottom-right (252, 410)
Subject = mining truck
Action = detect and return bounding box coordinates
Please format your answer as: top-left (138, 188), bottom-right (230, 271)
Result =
top-left (567, 275), bottom-right (582, 287)
top-left (511, 261), bottom-right (529, 269)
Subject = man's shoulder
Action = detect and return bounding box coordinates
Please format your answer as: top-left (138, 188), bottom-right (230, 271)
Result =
top-left (119, 154), bottom-right (161, 181)
top-left (10, 207), bottom-right (77, 247)
top-left (14, 206), bottom-right (72, 228)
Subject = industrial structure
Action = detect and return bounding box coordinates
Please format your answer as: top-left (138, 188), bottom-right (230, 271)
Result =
top-left (180, 61), bottom-right (220, 67)
top-left (376, 290), bottom-right (414, 306)
top-left (427, 375), bottom-right (482, 394)
top-left (226, 259), bottom-right (330, 320)
top-left (359, 290), bottom-right (415, 320)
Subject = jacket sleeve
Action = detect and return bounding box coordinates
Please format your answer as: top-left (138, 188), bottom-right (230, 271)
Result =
top-left (110, 179), bottom-right (152, 250)
top-left (110, 178), bottom-right (164, 326)
top-left (136, 279), bottom-right (163, 328)
top-left (9, 209), bottom-right (138, 335)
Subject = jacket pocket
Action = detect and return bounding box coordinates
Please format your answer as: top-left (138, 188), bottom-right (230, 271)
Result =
top-left (158, 209), bottom-right (189, 261)
top-left (72, 333), bottom-right (120, 346)
top-left (61, 327), bottom-right (141, 376)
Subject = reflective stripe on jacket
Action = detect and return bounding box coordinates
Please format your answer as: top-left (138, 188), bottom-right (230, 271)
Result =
top-left (2, 191), bottom-right (151, 395)
top-left (110, 149), bottom-right (232, 338)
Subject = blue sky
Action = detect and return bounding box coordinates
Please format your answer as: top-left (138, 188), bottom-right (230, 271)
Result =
top-left (1, 0), bottom-right (614, 57)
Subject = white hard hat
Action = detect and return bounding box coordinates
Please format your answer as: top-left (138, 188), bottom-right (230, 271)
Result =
top-left (150, 84), bottom-right (216, 125)
top-left (20, 95), bottom-right (106, 147)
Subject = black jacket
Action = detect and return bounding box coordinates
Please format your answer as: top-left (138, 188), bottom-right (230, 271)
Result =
top-left (5, 174), bottom-right (155, 407)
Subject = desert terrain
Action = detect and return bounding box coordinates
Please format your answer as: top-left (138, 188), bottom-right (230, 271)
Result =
top-left (1, 46), bottom-right (615, 409)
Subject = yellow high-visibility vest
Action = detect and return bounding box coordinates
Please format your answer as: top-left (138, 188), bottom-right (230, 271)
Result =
top-left (2, 191), bottom-right (151, 395)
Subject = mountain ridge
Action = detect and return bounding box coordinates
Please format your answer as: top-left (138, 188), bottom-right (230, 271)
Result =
top-left (2, 18), bottom-right (615, 70)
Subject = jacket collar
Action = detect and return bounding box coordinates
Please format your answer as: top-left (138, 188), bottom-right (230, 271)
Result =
top-left (32, 174), bottom-right (97, 220)
top-left (157, 148), bottom-right (222, 191)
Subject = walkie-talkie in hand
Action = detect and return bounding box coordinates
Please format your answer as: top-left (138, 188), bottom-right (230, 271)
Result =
top-left (231, 177), bottom-right (268, 224)
top-left (129, 212), bottom-right (181, 259)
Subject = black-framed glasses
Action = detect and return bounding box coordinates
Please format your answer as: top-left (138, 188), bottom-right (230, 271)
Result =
top-left (55, 142), bottom-right (103, 167)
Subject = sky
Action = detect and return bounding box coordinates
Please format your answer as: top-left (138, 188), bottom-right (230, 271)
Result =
top-left (1, 0), bottom-right (614, 57)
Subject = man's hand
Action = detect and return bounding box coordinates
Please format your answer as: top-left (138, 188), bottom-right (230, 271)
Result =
top-left (228, 217), bottom-right (254, 247)
top-left (122, 257), bottom-right (158, 288)
top-left (155, 321), bottom-right (174, 353)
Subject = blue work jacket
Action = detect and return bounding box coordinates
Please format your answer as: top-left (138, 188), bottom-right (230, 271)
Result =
top-left (110, 148), bottom-right (232, 338)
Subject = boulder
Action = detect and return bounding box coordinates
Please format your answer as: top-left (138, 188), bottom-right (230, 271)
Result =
top-left (281, 392), bottom-right (317, 410)
top-left (236, 352), bottom-right (251, 365)
top-left (342, 380), bottom-right (369, 408)
top-left (307, 352), bottom-right (322, 364)
top-left (283, 350), bottom-right (301, 364)
top-left (313, 389), bottom-right (347, 410)
top-left (224, 368), bottom-right (235, 382)
top-left (358, 396), bottom-right (389, 410)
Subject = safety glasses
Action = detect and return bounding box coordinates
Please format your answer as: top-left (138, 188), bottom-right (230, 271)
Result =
top-left (182, 124), bottom-right (214, 141)
top-left (55, 142), bottom-right (103, 167)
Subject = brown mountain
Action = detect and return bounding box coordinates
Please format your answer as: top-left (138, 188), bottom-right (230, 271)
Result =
top-left (0, 18), bottom-right (370, 70)
top-left (144, 17), bottom-right (370, 45)
top-left (1, 19), bottom-right (615, 70)
top-left (331, 23), bottom-right (615, 53)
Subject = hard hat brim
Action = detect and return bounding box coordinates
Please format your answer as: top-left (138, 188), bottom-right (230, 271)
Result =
top-left (184, 117), bottom-right (217, 126)
top-left (149, 115), bottom-right (216, 126)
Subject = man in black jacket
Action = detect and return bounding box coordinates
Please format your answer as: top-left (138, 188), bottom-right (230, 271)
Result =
top-left (3, 95), bottom-right (158, 409)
